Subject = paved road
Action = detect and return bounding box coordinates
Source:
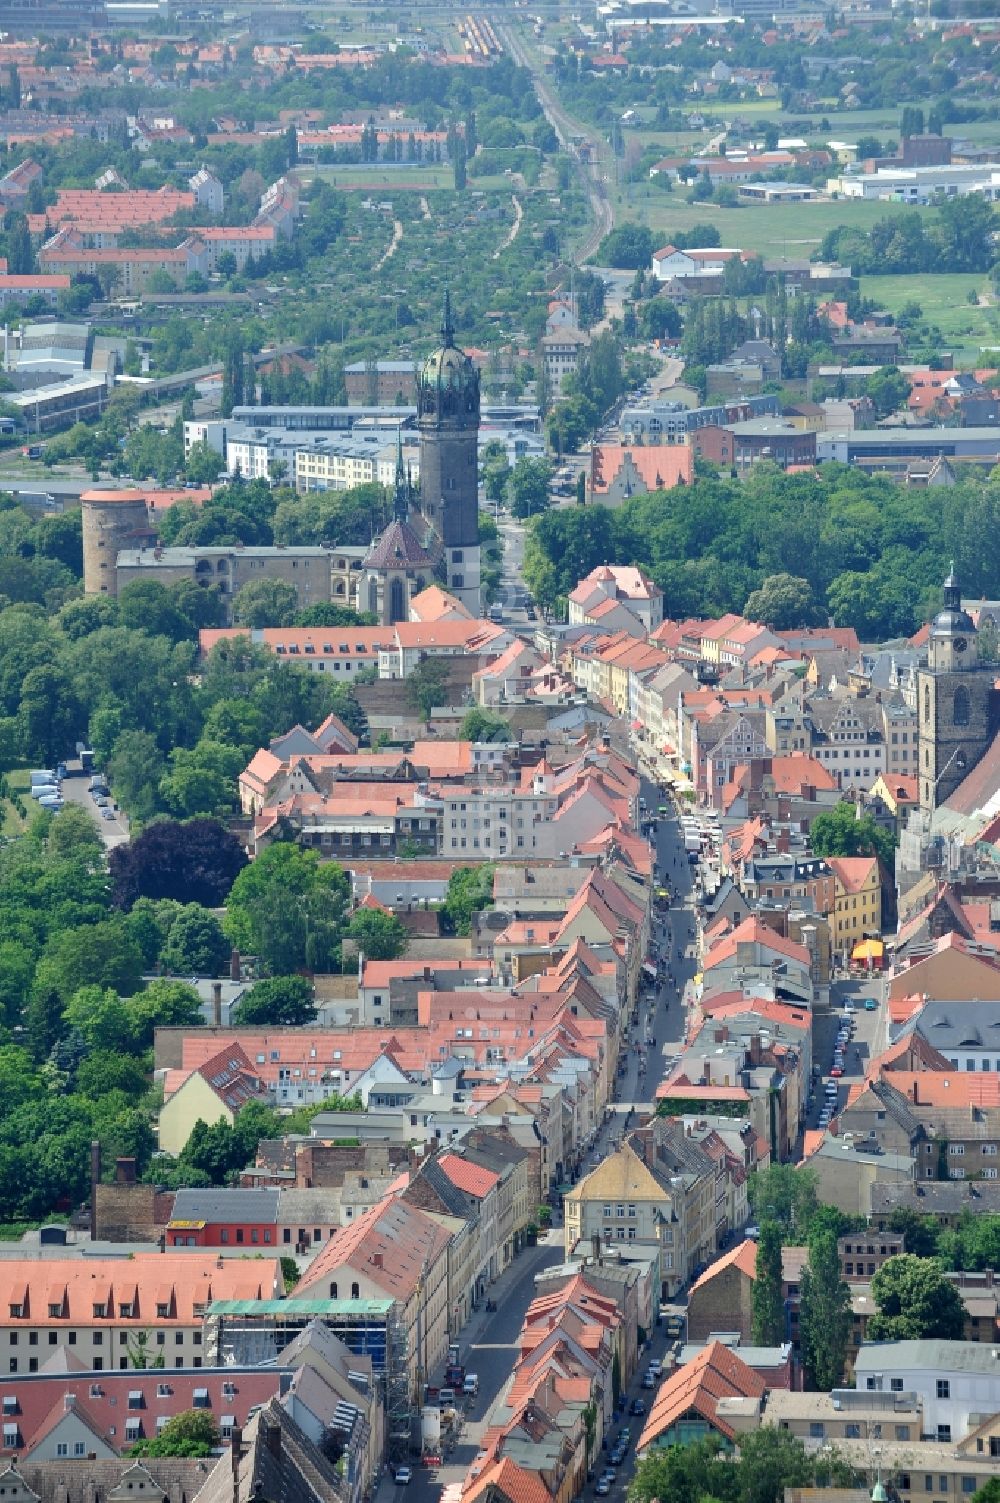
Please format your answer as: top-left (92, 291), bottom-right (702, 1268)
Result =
top-left (806, 976), bottom-right (887, 1130)
top-left (59, 772), bottom-right (130, 850)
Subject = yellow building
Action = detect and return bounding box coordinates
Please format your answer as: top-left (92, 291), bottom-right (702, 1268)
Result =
top-left (564, 1142), bottom-right (683, 1296)
top-left (826, 855), bottom-right (881, 957)
top-left (159, 1043), bottom-right (267, 1157)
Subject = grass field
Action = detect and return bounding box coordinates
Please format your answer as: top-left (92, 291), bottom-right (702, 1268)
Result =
top-left (610, 187), bottom-right (922, 257)
top-left (1, 770), bottom-right (30, 838)
top-left (302, 166), bottom-right (454, 191)
top-left (859, 273), bottom-right (1000, 365)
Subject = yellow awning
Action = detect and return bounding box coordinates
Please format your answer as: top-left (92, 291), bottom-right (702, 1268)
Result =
top-left (851, 939), bottom-right (884, 960)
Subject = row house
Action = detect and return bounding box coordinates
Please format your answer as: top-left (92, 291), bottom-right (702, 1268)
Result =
top-left (0, 1368), bottom-right (287, 1459)
top-left (399, 1155), bottom-right (488, 1336)
top-left (0, 1256), bottom-right (281, 1374)
top-left (632, 661), bottom-right (700, 768)
top-left (805, 692), bottom-right (888, 789)
top-left (38, 230), bottom-right (201, 295)
top-left (295, 1195), bottom-right (452, 1402)
top-left (701, 712), bottom-right (770, 806)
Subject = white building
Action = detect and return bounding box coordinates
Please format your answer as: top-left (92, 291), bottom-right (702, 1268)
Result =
top-left (833, 164), bottom-right (1000, 203)
top-left (651, 245), bottom-right (745, 281)
top-left (189, 165), bottom-right (224, 214)
top-left (854, 1340), bottom-right (1000, 1442)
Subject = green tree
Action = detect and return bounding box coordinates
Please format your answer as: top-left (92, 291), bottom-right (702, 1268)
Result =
top-left (347, 908), bottom-right (408, 960)
top-left (507, 456), bottom-right (552, 519)
top-left (107, 731), bottom-right (168, 823)
top-left (751, 1222), bottom-right (786, 1345)
top-left (971, 1481), bottom-right (1000, 1503)
top-left (809, 800), bottom-right (896, 870)
top-left (748, 1164), bottom-right (819, 1237)
top-left (232, 974), bottom-right (317, 1026)
top-left (159, 905), bottom-right (230, 976)
top-left (459, 708), bottom-right (513, 743)
top-left (33, 918), bottom-right (144, 1007)
top-left (440, 864), bottom-right (495, 936)
top-left (886, 1206), bottom-right (941, 1259)
top-left (407, 656), bottom-right (451, 720)
top-left (232, 577), bottom-right (299, 628)
top-left (868, 1254), bottom-right (966, 1340)
top-left (743, 574), bottom-right (824, 630)
top-left (865, 366), bottom-right (911, 419)
top-left (225, 845), bottom-right (349, 973)
top-left (799, 1228), bottom-right (851, 1390)
top-left (596, 221), bottom-right (654, 270)
top-left (131, 1410), bottom-right (219, 1457)
top-left (118, 579), bottom-right (193, 643)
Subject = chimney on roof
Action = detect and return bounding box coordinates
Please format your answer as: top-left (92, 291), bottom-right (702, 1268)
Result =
top-left (262, 1416), bottom-right (281, 1462)
top-left (372, 1252), bottom-right (383, 1269)
top-left (212, 982), bottom-right (223, 1027)
top-left (90, 1140), bottom-right (101, 1242)
top-left (230, 948), bottom-right (241, 982)
top-left (115, 1157), bottom-right (136, 1184)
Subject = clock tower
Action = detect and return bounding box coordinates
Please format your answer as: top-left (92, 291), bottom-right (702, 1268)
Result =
top-left (917, 567), bottom-right (998, 812)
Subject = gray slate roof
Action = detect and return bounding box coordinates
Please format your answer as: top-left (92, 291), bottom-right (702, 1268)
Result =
top-left (170, 1187), bottom-right (281, 1223)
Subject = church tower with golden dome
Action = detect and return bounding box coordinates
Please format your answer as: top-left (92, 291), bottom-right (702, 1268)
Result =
top-left (417, 292), bottom-right (481, 613)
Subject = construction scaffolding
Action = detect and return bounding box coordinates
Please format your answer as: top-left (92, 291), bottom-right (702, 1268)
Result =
top-left (205, 1298), bottom-right (412, 1462)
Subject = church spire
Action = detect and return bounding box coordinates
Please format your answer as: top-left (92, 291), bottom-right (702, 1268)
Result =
top-left (441, 289), bottom-right (454, 347)
top-left (393, 428), bottom-right (409, 522)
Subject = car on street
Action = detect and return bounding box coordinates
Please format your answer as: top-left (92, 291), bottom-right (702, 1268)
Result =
top-left (641, 1370), bottom-right (656, 1388)
top-left (394, 1468), bottom-right (412, 1486)
top-left (101, 808), bottom-right (116, 820)
top-left (830, 1065), bottom-right (843, 1077)
top-left (610, 1446), bottom-right (627, 1466)
top-left (819, 1110), bottom-right (831, 1127)
top-left (595, 1479), bottom-right (611, 1495)
top-left (630, 1398), bottom-right (646, 1416)
top-left (865, 998), bottom-right (878, 1011)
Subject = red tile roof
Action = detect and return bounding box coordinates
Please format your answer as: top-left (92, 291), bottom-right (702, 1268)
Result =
top-left (637, 1340), bottom-right (764, 1449)
top-left (436, 1152), bottom-right (501, 1199)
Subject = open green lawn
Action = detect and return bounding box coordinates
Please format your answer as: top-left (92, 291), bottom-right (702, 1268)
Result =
top-left (612, 187), bottom-right (923, 257)
top-left (1, 770), bottom-right (30, 838)
top-left (301, 166), bottom-right (454, 191)
top-left (859, 273), bottom-right (1000, 365)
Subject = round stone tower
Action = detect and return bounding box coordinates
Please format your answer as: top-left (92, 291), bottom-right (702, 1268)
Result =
top-left (81, 491), bottom-right (153, 596)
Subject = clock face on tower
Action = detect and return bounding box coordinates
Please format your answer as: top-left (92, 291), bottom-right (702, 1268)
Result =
top-left (954, 639), bottom-right (967, 653)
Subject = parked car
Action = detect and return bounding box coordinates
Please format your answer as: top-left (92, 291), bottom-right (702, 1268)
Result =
top-left (630, 1398), bottom-right (646, 1416)
top-left (463, 1374), bottom-right (479, 1397)
top-left (394, 1468), bottom-right (412, 1486)
top-left (595, 1479), bottom-right (611, 1495)
top-left (830, 1065), bottom-right (843, 1078)
top-left (865, 998), bottom-right (878, 1011)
